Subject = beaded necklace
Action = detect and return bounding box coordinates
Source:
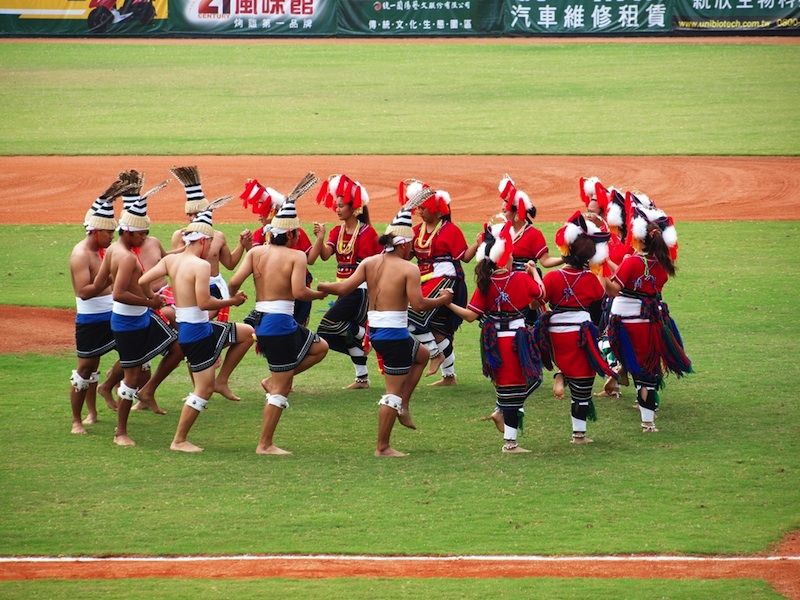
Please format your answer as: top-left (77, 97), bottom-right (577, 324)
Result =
top-left (415, 219), bottom-right (444, 251)
top-left (336, 222), bottom-right (360, 257)
top-left (511, 222), bottom-right (529, 244)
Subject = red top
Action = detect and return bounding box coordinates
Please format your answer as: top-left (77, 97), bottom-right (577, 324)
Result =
top-left (468, 271), bottom-right (544, 315)
top-left (608, 233), bottom-right (633, 265)
top-left (511, 224), bottom-right (548, 264)
top-left (412, 220), bottom-right (468, 278)
top-left (612, 254), bottom-right (669, 295)
top-left (252, 226), bottom-right (312, 254)
top-left (326, 223), bottom-right (381, 279)
top-left (543, 267), bottom-right (605, 310)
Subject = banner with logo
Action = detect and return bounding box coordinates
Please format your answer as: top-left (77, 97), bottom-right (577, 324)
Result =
top-left (0, 0), bottom-right (797, 35)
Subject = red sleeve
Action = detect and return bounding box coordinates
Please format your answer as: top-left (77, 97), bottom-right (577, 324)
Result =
top-left (542, 271), bottom-right (559, 305)
top-left (588, 273), bottom-right (606, 302)
top-left (326, 226), bottom-right (339, 248)
top-left (467, 287), bottom-right (486, 315)
top-left (529, 227), bottom-right (548, 259)
top-left (360, 226), bottom-right (382, 258)
top-left (448, 224), bottom-right (468, 260)
top-left (524, 274), bottom-right (545, 302)
top-left (296, 229), bottom-right (312, 254)
top-left (612, 255), bottom-right (638, 288)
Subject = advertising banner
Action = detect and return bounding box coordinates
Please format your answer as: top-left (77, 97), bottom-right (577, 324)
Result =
top-left (0, 0), bottom-right (797, 35)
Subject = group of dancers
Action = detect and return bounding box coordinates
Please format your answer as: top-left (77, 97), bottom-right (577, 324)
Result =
top-left (69, 167), bottom-right (692, 456)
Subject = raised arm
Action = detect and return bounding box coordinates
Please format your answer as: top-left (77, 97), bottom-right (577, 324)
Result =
top-left (219, 232), bottom-right (246, 270)
top-left (407, 270), bottom-right (452, 313)
top-left (317, 259), bottom-right (367, 297)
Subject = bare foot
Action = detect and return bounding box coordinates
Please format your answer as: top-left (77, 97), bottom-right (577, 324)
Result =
top-left (82, 413), bottom-right (98, 425)
top-left (114, 434), bottom-right (136, 447)
top-left (256, 445), bottom-right (292, 455)
top-left (425, 353), bottom-right (444, 376)
top-left (132, 401), bottom-right (149, 412)
top-left (71, 421), bottom-right (87, 435)
top-left (260, 377), bottom-right (272, 394)
top-left (375, 447), bottom-right (408, 457)
top-left (397, 409), bottom-right (417, 430)
top-left (214, 382), bottom-right (241, 402)
top-left (343, 378), bottom-right (369, 390)
top-left (170, 440), bottom-right (204, 453)
top-left (135, 392), bottom-right (167, 415)
top-left (570, 434), bottom-right (594, 445)
top-left (502, 445), bottom-right (531, 454)
top-left (553, 372), bottom-right (565, 400)
top-left (480, 410), bottom-right (504, 433)
top-left (98, 385), bottom-right (118, 411)
top-left (428, 376), bottom-right (456, 387)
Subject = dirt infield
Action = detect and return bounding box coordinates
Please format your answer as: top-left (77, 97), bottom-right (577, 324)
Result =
top-left (1, 155), bottom-right (798, 225)
top-left (1, 532), bottom-right (798, 598)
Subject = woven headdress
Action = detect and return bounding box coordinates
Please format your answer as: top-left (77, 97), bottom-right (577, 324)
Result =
top-left (498, 174), bottom-right (533, 216)
top-left (270, 172), bottom-right (318, 235)
top-left (240, 178), bottom-right (285, 218)
top-left (170, 165), bottom-right (210, 214)
top-left (316, 174), bottom-right (369, 213)
top-left (625, 192), bottom-right (678, 260)
top-left (475, 221), bottom-right (514, 267)
top-left (384, 187), bottom-right (435, 248)
top-left (84, 176), bottom-right (131, 231)
top-left (183, 195), bottom-right (233, 243)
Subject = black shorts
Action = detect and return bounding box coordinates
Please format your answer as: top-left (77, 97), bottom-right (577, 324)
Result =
top-left (257, 325), bottom-right (318, 373)
top-left (75, 320), bottom-right (116, 359)
top-left (180, 321), bottom-right (237, 372)
top-left (113, 313), bottom-right (177, 369)
top-left (371, 336), bottom-right (419, 376)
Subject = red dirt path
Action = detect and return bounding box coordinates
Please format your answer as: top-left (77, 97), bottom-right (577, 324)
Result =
top-left (1, 531), bottom-right (798, 599)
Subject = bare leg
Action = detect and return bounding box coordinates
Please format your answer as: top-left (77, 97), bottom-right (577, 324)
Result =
top-left (553, 372), bottom-right (565, 400)
top-left (83, 381), bottom-right (99, 425)
top-left (397, 344), bottom-right (428, 430)
top-left (114, 367), bottom-right (139, 447)
top-left (376, 405), bottom-right (407, 457)
top-left (137, 342), bottom-right (184, 415)
top-left (171, 368), bottom-right (214, 453)
top-left (70, 358), bottom-right (99, 433)
top-left (481, 409), bottom-right (505, 433)
top-left (292, 338), bottom-right (329, 377)
top-left (215, 323), bottom-right (254, 402)
top-left (256, 371), bottom-right (293, 455)
top-left (97, 361), bottom-right (121, 412)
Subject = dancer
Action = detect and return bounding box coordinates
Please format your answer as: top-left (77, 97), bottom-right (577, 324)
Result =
top-left (319, 190), bottom-right (453, 457)
top-left (229, 173), bottom-right (328, 456)
top-left (606, 195), bottom-right (692, 432)
top-left (140, 200), bottom-right (254, 452)
top-left (401, 179), bottom-right (468, 386)
top-left (170, 166), bottom-right (252, 322)
top-left (445, 221), bottom-right (545, 453)
top-left (534, 212), bottom-right (617, 444)
top-left (313, 174), bottom-right (381, 389)
top-left (68, 180), bottom-right (127, 433)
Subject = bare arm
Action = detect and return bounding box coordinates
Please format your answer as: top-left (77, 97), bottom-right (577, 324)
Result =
top-left (114, 254), bottom-right (161, 308)
top-left (604, 277), bottom-right (622, 297)
top-left (407, 272), bottom-right (453, 312)
top-left (446, 302), bottom-right (479, 323)
top-left (317, 260), bottom-right (367, 297)
top-left (71, 253), bottom-right (100, 300)
top-left (195, 262), bottom-right (248, 310)
top-left (462, 231), bottom-right (482, 262)
top-left (170, 230), bottom-right (183, 251)
top-left (314, 223), bottom-right (334, 261)
top-left (227, 250), bottom-right (254, 296)
top-left (138, 257), bottom-right (169, 291)
top-left (219, 233), bottom-right (245, 270)
top-left (292, 254), bottom-right (326, 301)
top-left (538, 252), bottom-right (564, 268)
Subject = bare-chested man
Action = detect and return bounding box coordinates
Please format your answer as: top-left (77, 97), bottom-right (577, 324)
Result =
top-left (318, 200), bottom-right (453, 457)
top-left (140, 206), bottom-right (254, 453)
top-left (229, 194), bottom-right (328, 456)
top-left (170, 166), bottom-right (252, 322)
top-left (68, 188), bottom-right (125, 434)
top-left (100, 194), bottom-right (183, 447)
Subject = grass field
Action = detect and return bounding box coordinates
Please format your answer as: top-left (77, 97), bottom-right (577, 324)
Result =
top-left (0, 42), bottom-right (798, 155)
top-left (1, 38), bottom-right (798, 597)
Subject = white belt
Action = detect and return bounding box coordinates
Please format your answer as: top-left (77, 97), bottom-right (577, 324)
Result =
top-left (255, 300), bottom-right (294, 315)
top-left (549, 310), bottom-right (589, 334)
top-left (112, 301), bottom-right (147, 317)
top-left (610, 296), bottom-right (649, 323)
top-left (367, 310), bottom-right (408, 329)
top-left (209, 274), bottom-right (230, 299)
top-left (76, 294), bottom-right (113, 314)
top-left (432, 262), bottom-right (456, 278)
top-left (494, 317), bottom-right (525, 338)
top-left (175, 306), bottom-right (209, 324)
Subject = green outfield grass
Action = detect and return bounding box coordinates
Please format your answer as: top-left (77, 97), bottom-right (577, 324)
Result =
top-left (0, 42), bottom-right (798, 155)
top-left (0, 578), bottom-right (783, 600)
top-left (0, 222), bottom-right (798, 557)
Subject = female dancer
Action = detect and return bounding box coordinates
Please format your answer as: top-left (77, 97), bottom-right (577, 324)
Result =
top-left (313, 174), bottom-right (381, 389)
top-left (447, 222), bottom-right (545, 453)
top-left (534, 212), bottom-right (617, 444)
top-left (401, 179), bottom-right (468, 386)
top-left (606, 199), bottom-right (692, 432)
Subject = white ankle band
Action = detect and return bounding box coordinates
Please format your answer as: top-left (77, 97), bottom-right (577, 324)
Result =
top-left (141, 361), bottom-right (151, 372)
top-left (503, 425), bottom-right (517, 441)
top-left (378, 393), bottom-right (402, 412)
top-left (89, 371), bottom-right (100, 384)
top-left (118, 381), bottom-right (139, 402)
top-left (184, 394), bottom-right (208, 412)
top-left (70, 370), bottom-right (91, 391)
top-left (267, 394), bottom-right (288, 409)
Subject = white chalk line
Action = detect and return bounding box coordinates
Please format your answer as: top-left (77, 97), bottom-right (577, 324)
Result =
top-left (1, 554), bottom-right (799, 563)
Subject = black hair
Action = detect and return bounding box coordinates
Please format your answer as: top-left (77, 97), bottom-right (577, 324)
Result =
top-left (563, 234), bottom-right (595, 269)
top-left (377, 233), bottom-right (394, 247)
top-left (644, 224), bottom-right (676, 276)
top-left (357, 205), bottom-right (371, 225)
top-left (474, 258), bottom-right (496, 294)
top-left (270, 231), bottom-right (290, 246)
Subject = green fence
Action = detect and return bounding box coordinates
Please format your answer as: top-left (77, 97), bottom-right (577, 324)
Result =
top-left (0, 0), bottom-right (797, 36)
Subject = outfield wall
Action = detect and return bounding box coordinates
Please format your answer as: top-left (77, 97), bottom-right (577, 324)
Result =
top-left (0, 0), bottom-right (798, 37)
